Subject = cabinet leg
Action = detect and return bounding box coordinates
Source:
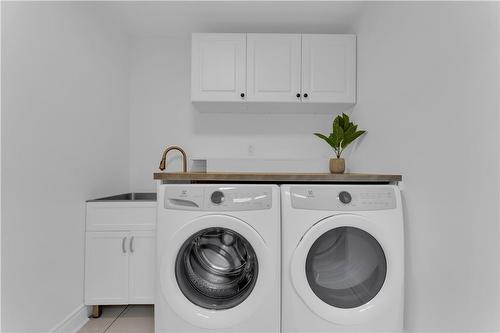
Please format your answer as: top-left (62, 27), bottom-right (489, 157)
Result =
top-left (91, 305), bottom-right (102, 318)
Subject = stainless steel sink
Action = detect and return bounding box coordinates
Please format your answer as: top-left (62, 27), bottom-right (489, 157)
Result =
top-left (87, 192), bottom-right (157, 202)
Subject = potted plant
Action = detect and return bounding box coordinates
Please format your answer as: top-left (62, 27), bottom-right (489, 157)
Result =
top-left (314, 113), bottom-right (366, 174)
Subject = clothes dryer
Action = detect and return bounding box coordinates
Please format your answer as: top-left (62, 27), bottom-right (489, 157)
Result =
top-left (281, 185), bottom-right (404, 333)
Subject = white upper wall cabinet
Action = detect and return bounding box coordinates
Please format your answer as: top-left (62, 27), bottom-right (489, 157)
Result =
top-left (191, 33), bottom-right (246, 101)
top-left (190, 33), bottom-right (356, 105)
top-left (246, 34), bottom-right (302, 102)
top-left (301, 34), bottom-right (356, 103)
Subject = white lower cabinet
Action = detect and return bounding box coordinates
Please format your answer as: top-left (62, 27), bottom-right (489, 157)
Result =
top-left (85, 200), bottom-right (156, 306)
top-left (85, 230), bottom-right (155, 305)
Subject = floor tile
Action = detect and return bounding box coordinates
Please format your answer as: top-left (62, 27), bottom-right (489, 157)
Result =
top-left (77, 305), bottom-right (127, 333)
top-left (106, 305), bottom-right (154, 333)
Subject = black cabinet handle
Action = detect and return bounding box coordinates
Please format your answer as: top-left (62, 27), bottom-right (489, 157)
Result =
top-left (240, 93), bottom-right (245, 98)
top-left (304, 93), bottom-right (308, 98)
top-left (296, 93), bottom-right (301, 98)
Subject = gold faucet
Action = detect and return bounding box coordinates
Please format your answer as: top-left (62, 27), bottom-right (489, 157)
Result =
top-left (159, 146), bottom-right (187, 172)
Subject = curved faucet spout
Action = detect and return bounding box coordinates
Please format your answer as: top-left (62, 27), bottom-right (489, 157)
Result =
top-left (159, 146), bottom-right (187, 172)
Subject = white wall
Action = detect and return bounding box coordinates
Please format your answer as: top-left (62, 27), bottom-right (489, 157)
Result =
top-left (351, 4), bottom-right (499, 332)
top-left (1, 3), bottom-right (130, 332)
top-left (128, 3), bottom-right (500, 332)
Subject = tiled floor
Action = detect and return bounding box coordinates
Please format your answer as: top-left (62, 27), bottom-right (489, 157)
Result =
top-left (78, 305), bottom-right (154, 333)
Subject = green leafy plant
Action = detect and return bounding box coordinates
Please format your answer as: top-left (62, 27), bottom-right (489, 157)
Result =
top-left (314, 113), bottom-right (367, 158)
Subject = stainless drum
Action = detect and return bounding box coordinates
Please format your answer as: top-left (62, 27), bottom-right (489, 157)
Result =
top-left (175, 227), bottom-right (259, 310)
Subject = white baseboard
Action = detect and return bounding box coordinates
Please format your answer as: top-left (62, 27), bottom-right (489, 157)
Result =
top-left (51, 304), bottom-right (90, 333)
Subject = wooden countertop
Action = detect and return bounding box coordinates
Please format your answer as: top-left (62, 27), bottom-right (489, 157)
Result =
top-left (153, 172), bottom-right (401, 183)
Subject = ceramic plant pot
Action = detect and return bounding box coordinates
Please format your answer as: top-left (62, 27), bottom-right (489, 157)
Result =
top-left (329, 158), bottom-right (345, 174)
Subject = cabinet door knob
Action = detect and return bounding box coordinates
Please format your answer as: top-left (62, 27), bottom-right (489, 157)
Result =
top-left (240, 93), bottom-right (245, 98)
top-left (296, 93), bottom-right (301, 98)
top-left (304, 93), bottom-right (308, 98)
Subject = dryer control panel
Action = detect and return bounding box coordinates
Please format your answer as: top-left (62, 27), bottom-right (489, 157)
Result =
top-left (290, 186), bottom-right (397, 211)
top-left (165, 186), bottom-right (273, 211)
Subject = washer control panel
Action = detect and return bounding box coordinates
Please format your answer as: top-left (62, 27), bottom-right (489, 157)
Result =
top-left (206, 187), bottom-right (272, 211)
top-left (165, 186), bottom-right (272, 211)
top-left (290, 186), bottom-right (397, 211)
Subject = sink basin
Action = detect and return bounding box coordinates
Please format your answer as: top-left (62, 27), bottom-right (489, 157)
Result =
top-left (87, 192), bottom-right (157, 202)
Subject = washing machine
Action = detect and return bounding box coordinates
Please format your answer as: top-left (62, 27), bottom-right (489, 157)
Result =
top-left (281, 184), bottom-right (404, 333)
top-left (156, 184), bottom-right (280, 333)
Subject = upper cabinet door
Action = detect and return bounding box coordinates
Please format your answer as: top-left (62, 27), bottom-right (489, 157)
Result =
top-left (247, 34), bottom-right (302, 102)
top-left (301, 35), bottom-right (356, 103)
top-left (191, 34), bottom-right (246, 102)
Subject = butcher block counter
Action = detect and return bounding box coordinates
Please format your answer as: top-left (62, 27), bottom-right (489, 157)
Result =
top-left (153, 172), bottom-right (402, 184)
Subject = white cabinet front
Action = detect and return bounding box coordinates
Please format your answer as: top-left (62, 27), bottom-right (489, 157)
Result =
top-left (301, 34), bottom-right (356, 103)
top-left (191, 33), bottom-right (356, 105)
top-left (85, 231), bottom-right (155, 305)
top-left (85, 232), bottom-right (129, 305)
top-left (191, 33), bottom-right (246, 102)
top-left (246, 34), bottom-right (302, 102)
top-left (86, 204), bottom-right (156, 231)
top-left (129, 231), bottom-right (156, 304)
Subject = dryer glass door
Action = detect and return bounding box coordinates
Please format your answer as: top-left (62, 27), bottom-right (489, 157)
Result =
top-left (175, 227), bottom-right (258, 310)
top-left (305, 226), bottom-right (386, 308)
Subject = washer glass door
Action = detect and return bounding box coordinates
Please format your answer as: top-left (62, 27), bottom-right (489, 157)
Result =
top-left (175, 227), bottom-right (258, 310)
top-left (305, 226), bottom-right (386, 308)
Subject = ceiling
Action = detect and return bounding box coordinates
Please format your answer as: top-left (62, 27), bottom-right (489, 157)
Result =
top-left (99, 1), bottom-right (366, 37)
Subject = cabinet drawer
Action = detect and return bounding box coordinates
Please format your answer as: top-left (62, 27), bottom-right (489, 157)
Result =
top-left (86, 203), bottom-right (156, 231)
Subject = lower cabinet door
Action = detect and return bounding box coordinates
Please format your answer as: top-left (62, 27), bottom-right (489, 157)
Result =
top-left (128, 231), bottom-right (156, 304)
top-left (85, 231), bottom-right (129, 305)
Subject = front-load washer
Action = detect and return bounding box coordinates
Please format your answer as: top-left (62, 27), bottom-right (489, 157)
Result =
top-left (281, 185), bottom-right (404, 333)
top-left (156, 184), bottom-right (280, 333)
